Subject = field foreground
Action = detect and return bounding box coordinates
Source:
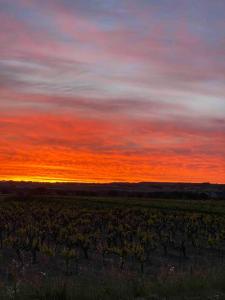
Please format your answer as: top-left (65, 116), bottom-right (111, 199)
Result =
top-left (1, 192), bottom-right (225, 299)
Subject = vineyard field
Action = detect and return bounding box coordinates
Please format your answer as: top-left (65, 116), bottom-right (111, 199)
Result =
top-left (1, 194), bottom-right (225, 299)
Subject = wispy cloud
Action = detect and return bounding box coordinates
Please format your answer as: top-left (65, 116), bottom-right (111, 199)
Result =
top-left (0, 0), bottom-right (224, 182)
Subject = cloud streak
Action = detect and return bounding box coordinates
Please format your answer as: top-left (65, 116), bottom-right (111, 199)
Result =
top-left (0, 0), bottom-right (224, 183)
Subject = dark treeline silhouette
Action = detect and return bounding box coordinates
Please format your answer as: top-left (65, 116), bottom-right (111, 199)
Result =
top-left (0, 181), bottom-right (225, 200)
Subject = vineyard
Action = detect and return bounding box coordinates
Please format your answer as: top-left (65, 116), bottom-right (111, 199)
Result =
top-left (1, 195), bottom-right (225, 299)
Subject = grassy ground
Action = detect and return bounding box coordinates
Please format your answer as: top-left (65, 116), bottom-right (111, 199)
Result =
top-left (1, 267), bottom-right (225, 299)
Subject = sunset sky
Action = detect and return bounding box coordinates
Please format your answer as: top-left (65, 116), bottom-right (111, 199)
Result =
top-left (0, 0), bottom-right (224, 183)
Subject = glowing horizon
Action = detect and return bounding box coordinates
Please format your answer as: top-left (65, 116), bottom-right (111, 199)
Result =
top-left (0, 175), bottom-right (221, 185)
top-left (0, 0), bottom-right (224, 184)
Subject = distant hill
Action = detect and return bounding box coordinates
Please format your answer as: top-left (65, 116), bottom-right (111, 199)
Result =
top-left (0, 180), bottom-right (225, 200)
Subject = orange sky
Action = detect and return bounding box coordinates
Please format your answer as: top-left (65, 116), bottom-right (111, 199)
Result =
top-left (0, 0), bottom-right (225, 183)
top-left (0, 111), bottom-right (224, 183)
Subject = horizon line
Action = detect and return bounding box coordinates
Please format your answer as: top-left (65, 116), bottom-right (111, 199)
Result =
top-left (0, 179), bottom-right (224, 185)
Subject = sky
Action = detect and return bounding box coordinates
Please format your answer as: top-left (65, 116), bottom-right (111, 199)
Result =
top-left (0, 0), bottom-right (224, 183)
